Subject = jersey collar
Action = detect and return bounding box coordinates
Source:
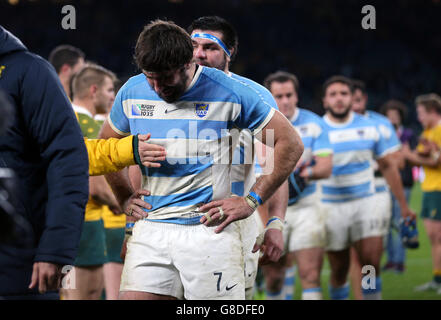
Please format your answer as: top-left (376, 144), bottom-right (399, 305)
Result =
top-left (185, 64), bottom-right (203, 93)
top-left (72, 104), bottom-right (93, 119)
top-left (290, 107), bottom-right (300, 123)
top-left (324, 110), bottom-right (354, 127)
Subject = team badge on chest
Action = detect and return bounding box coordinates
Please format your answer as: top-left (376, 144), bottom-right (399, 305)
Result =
top-left (195, 103), bottom-right (209, 118)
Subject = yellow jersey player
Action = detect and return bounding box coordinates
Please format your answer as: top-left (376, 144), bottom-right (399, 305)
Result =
top-left (403, 93), bottom-right (441, 294)
top-left (63, 63), bottom-right (119, 300)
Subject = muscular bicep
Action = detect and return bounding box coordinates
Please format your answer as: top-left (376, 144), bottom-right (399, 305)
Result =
top-left (256, 110), bottom-right (301, 148)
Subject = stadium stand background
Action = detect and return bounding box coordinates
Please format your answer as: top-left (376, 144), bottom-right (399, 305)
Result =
top-left (1, 0), bottom-right (440, 132)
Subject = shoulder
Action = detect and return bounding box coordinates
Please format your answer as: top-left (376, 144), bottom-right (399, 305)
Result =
top-left (117, 73), bottom-right (156, 99)
top-left (299, 108), bottom-right (323, 122)
top-left (201, 67), bottom-right (265, 101)
top-left (353, 113), bottom-right (377, 127)
top-left (367, 110), bottom-right (393, 126)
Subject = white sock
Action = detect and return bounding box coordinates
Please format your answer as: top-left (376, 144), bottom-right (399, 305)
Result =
top-left (283, 265), bottom-right (297, 300)
top-left (302, 288), bottom-right (323, 300)
top-left (265, 290), bottom-right (284, 300)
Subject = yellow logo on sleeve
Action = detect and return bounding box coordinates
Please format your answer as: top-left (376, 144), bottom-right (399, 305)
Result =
top-left (0, 66), bottom-right (5, 78)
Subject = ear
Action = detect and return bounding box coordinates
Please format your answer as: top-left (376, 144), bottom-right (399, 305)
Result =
top-left (60, 64), bottom-right (71, 75)
top-left (90, 84), bottom-right (98, 96)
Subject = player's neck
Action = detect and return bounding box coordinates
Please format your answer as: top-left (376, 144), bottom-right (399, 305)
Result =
top-left (72, 98), bottom-right (97, 118)
top-left (327, 111), bottom-right (352, 124)
top-left (288, 106), bottom-right (299, 122)
top-left (185, 63), bottom-right (197, 89)
top-left (60, 78), bottom-right (71, 98)
top-left (428, 115), bottom-right (441, 128)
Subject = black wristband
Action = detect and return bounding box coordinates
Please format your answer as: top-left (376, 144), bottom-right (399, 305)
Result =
top-left (132, 134), bottom-right (142, 166)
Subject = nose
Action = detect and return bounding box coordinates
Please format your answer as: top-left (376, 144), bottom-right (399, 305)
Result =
top-left (150, 79), bottom-right (163, 93)
top-left (194, 46), bottom-right (206, 59)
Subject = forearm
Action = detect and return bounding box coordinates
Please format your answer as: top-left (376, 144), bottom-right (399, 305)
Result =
top-left (381, 164), bottom-right (409, 212)
top-left (266, 181), bottom-right (288, 220)
top-left (104, 169), bottom-right (134, 208)
top-left (308, 155), bottom-right (333, 180)
top-left (406, 151), bottom-right (439, 168)
top-left (90, 180), bottom-right (121, 209)
top-left (98, 120), bottom-right (135, 207)
top-left (86, 135), bottom-right (135, 176)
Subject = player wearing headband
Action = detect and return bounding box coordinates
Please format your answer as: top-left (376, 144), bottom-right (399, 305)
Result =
top-left (188, 16), bottom-right (289, 300)
top-left (99, 20), bottom-right (302, 300)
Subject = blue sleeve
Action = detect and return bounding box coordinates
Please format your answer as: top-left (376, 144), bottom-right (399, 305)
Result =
top-left (377, 120), bottom-right (401, 152)
top-left (374, 125), bottom-right (392, 158)
top-left (21, 57), bottom-right (89, 265)
top-left (109, 87), bottom-right (130, 135)
top-left (313, 120), bottom-right (333, 156)
top-left (233, 85), bottom-right (274, 134)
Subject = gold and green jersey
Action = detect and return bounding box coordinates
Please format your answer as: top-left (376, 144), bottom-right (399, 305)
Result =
top-left (94, 113), bottom-right (127, 228)
top-left (85, 136), bottom-right (135, 176)
top-left (74, 105), bottom-right (105, 221)
top-left (417, 123), bottom-right (441, 192)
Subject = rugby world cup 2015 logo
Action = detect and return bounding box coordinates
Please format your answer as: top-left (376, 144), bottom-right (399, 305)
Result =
top-left (195, 103), bottom-right (209, 118)
top-left (132, 104), bottom-right (142, 116)
top-left (132, 104), bottom-right (155, 117)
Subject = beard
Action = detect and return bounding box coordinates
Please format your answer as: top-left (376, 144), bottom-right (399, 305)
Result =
top-left (157, 70), bottom-right (189, 103)
top-left (195, 56), bottom-right (227, 72)
top-left (328, 104), bottom-right (352, 119)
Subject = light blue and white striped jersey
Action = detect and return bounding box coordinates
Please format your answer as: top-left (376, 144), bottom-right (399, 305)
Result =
top-left (320, 111), bottom-right (395, 203)
top-left (290, 108), bottom-right (332, 204)
top-left (365, 110), bottom-right (401, 193)
top-left (109, 66), bottom-right (275, 222)
top-left (229, 72), bottom-right (278, 196)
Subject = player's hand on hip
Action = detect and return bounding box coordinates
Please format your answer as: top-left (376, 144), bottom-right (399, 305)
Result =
top-left (28, 262), bottom-right (62, 294)
top-left (137, 134), bottom-right (166, 168)
top-left (199, 197), bottom-right (255, 233)
top-left (252, 228), bottom-right (284, 265)
top-left (123, 189), bottom-right (152, 221)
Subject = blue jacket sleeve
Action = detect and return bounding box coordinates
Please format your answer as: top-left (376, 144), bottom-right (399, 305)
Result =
top-left (20, 56), bottom-right (89, 265)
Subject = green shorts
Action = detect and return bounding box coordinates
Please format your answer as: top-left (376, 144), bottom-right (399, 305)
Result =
top-left (104, 227), bottom-right (124, 264)
top-left (74, 219), bottom-right (107, 267)
top-left (421, 191), bottom-right (441, 221)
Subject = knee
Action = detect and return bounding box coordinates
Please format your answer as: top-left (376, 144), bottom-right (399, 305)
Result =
top-left (331, 266), bottom-right (349, 285)
top-left (298, 266), bottom-right (320, 284)
top-left (432, 232), bottom-right (441, 245)
top-left (264, 269), bottom-right (285, 292)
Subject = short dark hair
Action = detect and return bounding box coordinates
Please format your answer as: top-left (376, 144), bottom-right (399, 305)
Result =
top-left (48, 45), bottom-right (85, 74)
top-left (380, 99), bottom-right (408, 122)
top-left (187, 16), bottom-right (239, 61)
top-left (415, 93), bottom-right (441, 115)
top-left (72, 63), bottom-right (116, 100)
top-left (352, 79), bottom-right (367, 95)
top-left (263, 71), bottom-right (299, 94)
top-left (322, 75), bottom-right (353, 97)
top-left (135, 20), bottom-right (193, 72)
